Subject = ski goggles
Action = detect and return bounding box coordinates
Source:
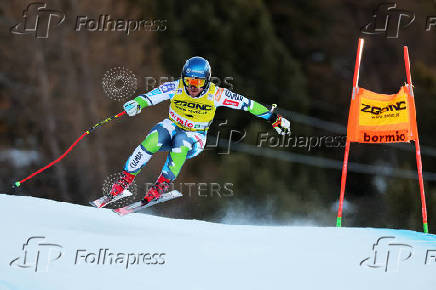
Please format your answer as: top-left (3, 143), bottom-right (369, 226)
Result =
top-left (183, 77), bottom-right (206, 88)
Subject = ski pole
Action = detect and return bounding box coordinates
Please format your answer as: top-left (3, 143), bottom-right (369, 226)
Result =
top-left (12, 111), bottom-right (127, 188)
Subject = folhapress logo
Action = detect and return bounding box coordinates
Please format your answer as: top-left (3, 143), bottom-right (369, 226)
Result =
top-left (9, 236), bottom-right (63, 272)
top-left (360, 236), bottom-right (413, 272)
top-left (10, 2), bottom-right (65, 39)
top-left (361, 3), bottom-right (415, 38)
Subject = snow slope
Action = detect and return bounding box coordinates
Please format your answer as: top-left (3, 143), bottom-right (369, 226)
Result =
top-left (1, 193), bottom-right (435, 290)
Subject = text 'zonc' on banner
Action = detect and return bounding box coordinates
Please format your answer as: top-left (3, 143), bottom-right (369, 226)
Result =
top-left (346, 85), bottom-right (418, 143)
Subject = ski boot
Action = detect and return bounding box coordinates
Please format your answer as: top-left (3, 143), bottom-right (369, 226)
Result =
top-left (90, 171), bottom-right (135, 208)
top-left (110, 170), bottom-right (135, 197)
top-left (143, 174), bottom-right (171, 204)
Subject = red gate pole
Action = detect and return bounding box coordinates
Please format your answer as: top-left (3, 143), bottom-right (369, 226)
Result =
top-left (404, 46), bottom-right (429, 233)
top-left (336, 38), bottom-right (365, 227)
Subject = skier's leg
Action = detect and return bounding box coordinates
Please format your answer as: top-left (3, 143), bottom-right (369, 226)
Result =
top-left (142, 144), bottom-right (188, 202)
top-left (123, 119), bottom-right (174, 175)
top-left (143, 129), bottom-right (206, 202)
top-left (162, 130), bottom-right (207, 180)
top-left (110, 120), bottom-right (174, 197)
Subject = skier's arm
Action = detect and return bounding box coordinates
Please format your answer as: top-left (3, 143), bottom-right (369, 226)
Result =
top-left (124, 81), bottom-right (177, 116)
top-left (215, 88), bottom-right (291, 135)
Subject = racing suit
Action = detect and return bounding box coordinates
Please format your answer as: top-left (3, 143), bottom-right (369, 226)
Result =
top-left (123, 79), bottom-right (274, 180)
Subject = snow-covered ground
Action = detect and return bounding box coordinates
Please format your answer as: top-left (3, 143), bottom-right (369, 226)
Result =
top-left (1, 193), bottom-right (435, 290)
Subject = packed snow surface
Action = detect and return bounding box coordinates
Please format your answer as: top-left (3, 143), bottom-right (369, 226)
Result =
top-left (1, 194), bottom-right (435, 290)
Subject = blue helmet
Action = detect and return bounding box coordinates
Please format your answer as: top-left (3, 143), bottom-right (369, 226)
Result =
top-left (181, 56), bottom-right (211, 90)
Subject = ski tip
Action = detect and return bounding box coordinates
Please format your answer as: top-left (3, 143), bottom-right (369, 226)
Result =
top-left (123, 189), bottom-right (133, 197)
top-left (89, 199), bottom-right (106, 208)
top-left (12, 181), bottom-right (21, 188)
top-left (89, 195), bottom-right (115, 208)
top-left (169, 190), bottom-right (183, 197)
top-left (113, 208), bottom-right (129, 216)
top-left (111, 190), bottom-right (183, 217)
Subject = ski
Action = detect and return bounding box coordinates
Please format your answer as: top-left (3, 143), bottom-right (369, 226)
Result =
top-left (89, 189), bottom-right (133, 208)
top-left (113, 190), bottom-right (183, 216)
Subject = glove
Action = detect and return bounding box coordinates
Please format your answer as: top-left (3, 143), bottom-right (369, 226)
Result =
top-left (123, 100), bottom-right (141, 117)
top-left (269, 104), bottom-right (290, 135)
top-left (272, 114), bottom-right (291, 135)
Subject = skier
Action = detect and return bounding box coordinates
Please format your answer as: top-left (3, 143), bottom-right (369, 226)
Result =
top-left (110, 56), bottom-right (291, 205)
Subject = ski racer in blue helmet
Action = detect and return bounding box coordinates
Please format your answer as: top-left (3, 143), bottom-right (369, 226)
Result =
top-left (181, 56), bottom-right (211, 98)
top-left (102, 56), bottom-right (291, 208)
